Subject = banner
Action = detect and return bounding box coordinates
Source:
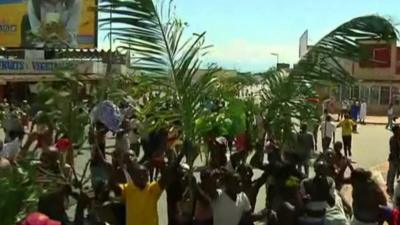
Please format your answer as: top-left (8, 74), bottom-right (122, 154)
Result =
top-left (0, 58), bottom-right (99, 73)
top-left (0, 0), bottom-right (97, 48)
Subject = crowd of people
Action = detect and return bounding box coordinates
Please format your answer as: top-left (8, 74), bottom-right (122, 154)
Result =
top-left (1, 97), bottom-right (400, 225)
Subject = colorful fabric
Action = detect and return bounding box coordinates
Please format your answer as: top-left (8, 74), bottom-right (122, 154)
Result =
top-left (339, 119), bottom-right (355, 136)
top-left (235, 133), bottom-right (248, 152)
top-left (90, 101), bottom-right (123, 132)
top-left (381, 206), bottom-right (400, 225)
top-left (55, 138), bottom-right (71, 152)
top-left (22, 212), bottom-right (61, 225)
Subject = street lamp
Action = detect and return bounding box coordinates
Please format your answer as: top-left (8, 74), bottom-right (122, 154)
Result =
top-left (270, 53), bottom-right (279, 66)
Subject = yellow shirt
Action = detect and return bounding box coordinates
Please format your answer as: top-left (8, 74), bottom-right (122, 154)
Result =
top-left (120, 181), bottom-right (163, 225)
top-left (339, 119), bottom-right (355, 136)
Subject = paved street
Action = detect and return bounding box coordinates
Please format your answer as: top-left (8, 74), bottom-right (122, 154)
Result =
top-left (342, 124), bottom-right (391, 168)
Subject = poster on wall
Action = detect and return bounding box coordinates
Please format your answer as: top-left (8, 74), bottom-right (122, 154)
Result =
top-left (0, 0), bottom-right (97, 48)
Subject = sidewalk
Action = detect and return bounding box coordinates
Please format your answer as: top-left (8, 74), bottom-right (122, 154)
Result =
top-left (332, 115), bottom-right (388, 125)
top-left (365, 116), bottom-right (389, 125)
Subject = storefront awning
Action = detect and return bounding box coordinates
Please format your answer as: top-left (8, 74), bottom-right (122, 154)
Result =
top-left (0, 74), bottom-right (103, 83)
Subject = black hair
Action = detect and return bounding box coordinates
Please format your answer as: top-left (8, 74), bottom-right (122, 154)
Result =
top-left (351, 168), bottom-right (372, 182)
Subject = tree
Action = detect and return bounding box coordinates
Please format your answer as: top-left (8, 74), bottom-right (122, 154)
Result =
top-left (291, 15), bottom-right (398, 83)
top-left (259, 15), bottom-right (398, 149)
top-left (100, 0), bottom-right (219, 167)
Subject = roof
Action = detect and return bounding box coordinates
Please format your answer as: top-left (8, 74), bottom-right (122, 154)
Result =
top-left (0, 74), bottom-right (102, 83)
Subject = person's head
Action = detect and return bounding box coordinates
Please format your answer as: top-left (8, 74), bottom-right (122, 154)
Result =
top-left (200, 168), bottom-right (217, 194)
top-left (236, 164), bottom-right (254, 185)
top-left (95, 122), bottom-right (109, 135)
top-left (392, 125), bottom-right (400, 137)
top-left (300, 124), bottom-right (307, 133)
top-left (326, 115), bottom-right (332, 122)
top-left (210, 137), bottom-right (228, 167)
top-left (40, 150), bottom-right (60, 170)
top-left (128, 164), bottom-right (149, 189)
top-left (313, 159), bottom-right (329, 177)
top-left (344, 113), bottom-right (350, 119)
top-left (116, 130), bottom-right (124, 139)
top-left (351, 168), bottom-right (372, 186)
top-left (333, 142), bottom-right (343, 154)
top-left (323, 109), bottom-right (328, 115)
top-left (223, 172), bottom-right (242, 195)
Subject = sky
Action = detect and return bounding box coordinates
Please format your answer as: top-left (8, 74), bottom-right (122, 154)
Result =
top-left (100, 0), bottom-right (400, 72)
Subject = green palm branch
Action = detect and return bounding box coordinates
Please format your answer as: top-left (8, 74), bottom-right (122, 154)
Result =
top-left (291, 15), bottom-right (398, 83)
top-left (100, 0), bottom-right (219, 166)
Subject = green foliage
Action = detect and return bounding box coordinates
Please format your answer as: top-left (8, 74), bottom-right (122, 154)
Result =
top-left (291, 15), bottom-right (398, 84)
top-left (0, 161), bottom-right (42, 225)
top-left (36, 71), bottom-right (90, 146)
top-left (258, 15), bottom-right (398, 149)
top-left (101, 0), bottom-right (219, 167)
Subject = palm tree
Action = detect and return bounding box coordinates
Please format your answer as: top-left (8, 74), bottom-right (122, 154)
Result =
top-left (258, 15), bottom-right (398, 150)
top-left (291, 15), bottom-right (398, 83)
top-left (100, 0), bottom-right (219, 166)
top-left (35, 71), bottom-right (90, 166)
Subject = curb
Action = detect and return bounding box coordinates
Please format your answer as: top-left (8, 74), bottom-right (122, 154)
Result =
top-left (365, 122), bottom-right (387, 125)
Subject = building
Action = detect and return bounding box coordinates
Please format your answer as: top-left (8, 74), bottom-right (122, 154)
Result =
top-left (330, 39), bottom-right (400, 115)
top-left (0, 49), bottom-right (127, 102)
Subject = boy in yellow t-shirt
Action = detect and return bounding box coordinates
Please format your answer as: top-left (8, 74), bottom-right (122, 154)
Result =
top-left (119, 161), bottom-right (166, 225)
top-left (337, 114), bottom-right (356, 157)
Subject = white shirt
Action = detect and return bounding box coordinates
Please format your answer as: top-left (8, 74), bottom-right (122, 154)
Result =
top-left (320, 121), bottom-right (336, 139)
top-left (212, 190), bottom-right (251, 225)
top-left (341, 102), bottom-right (348, 110)
top-left (0, 138), bottom-right (21, 161)
top-left (388, 107), bottom-right (394, 116)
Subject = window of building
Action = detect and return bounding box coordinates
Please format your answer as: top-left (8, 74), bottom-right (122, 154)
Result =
top-left (333, 87), bottom-right (340, 101)
top-left (392, 87), bottom-right (399, 104)
top-left (359, 44), bottom-right (391, 68)
top-left (380, 86), bottom-right (390, 105)
top-left (341, 86), bottom-right (351, 101)
top-left (360, 86), bottom-right (370, 103)
top-left (370, 86), bottom-right (380, 105)
top-left (352, 85), bottom-right (360, 99)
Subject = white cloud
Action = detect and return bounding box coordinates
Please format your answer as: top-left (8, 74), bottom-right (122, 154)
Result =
top-left (204, 39), bottom-right (299, 72)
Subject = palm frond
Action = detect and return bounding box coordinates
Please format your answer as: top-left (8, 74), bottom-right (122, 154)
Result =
top-left (101, 0), bottom-right (219, 165)
top-left (292, 15), bottom-right (398, 83)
